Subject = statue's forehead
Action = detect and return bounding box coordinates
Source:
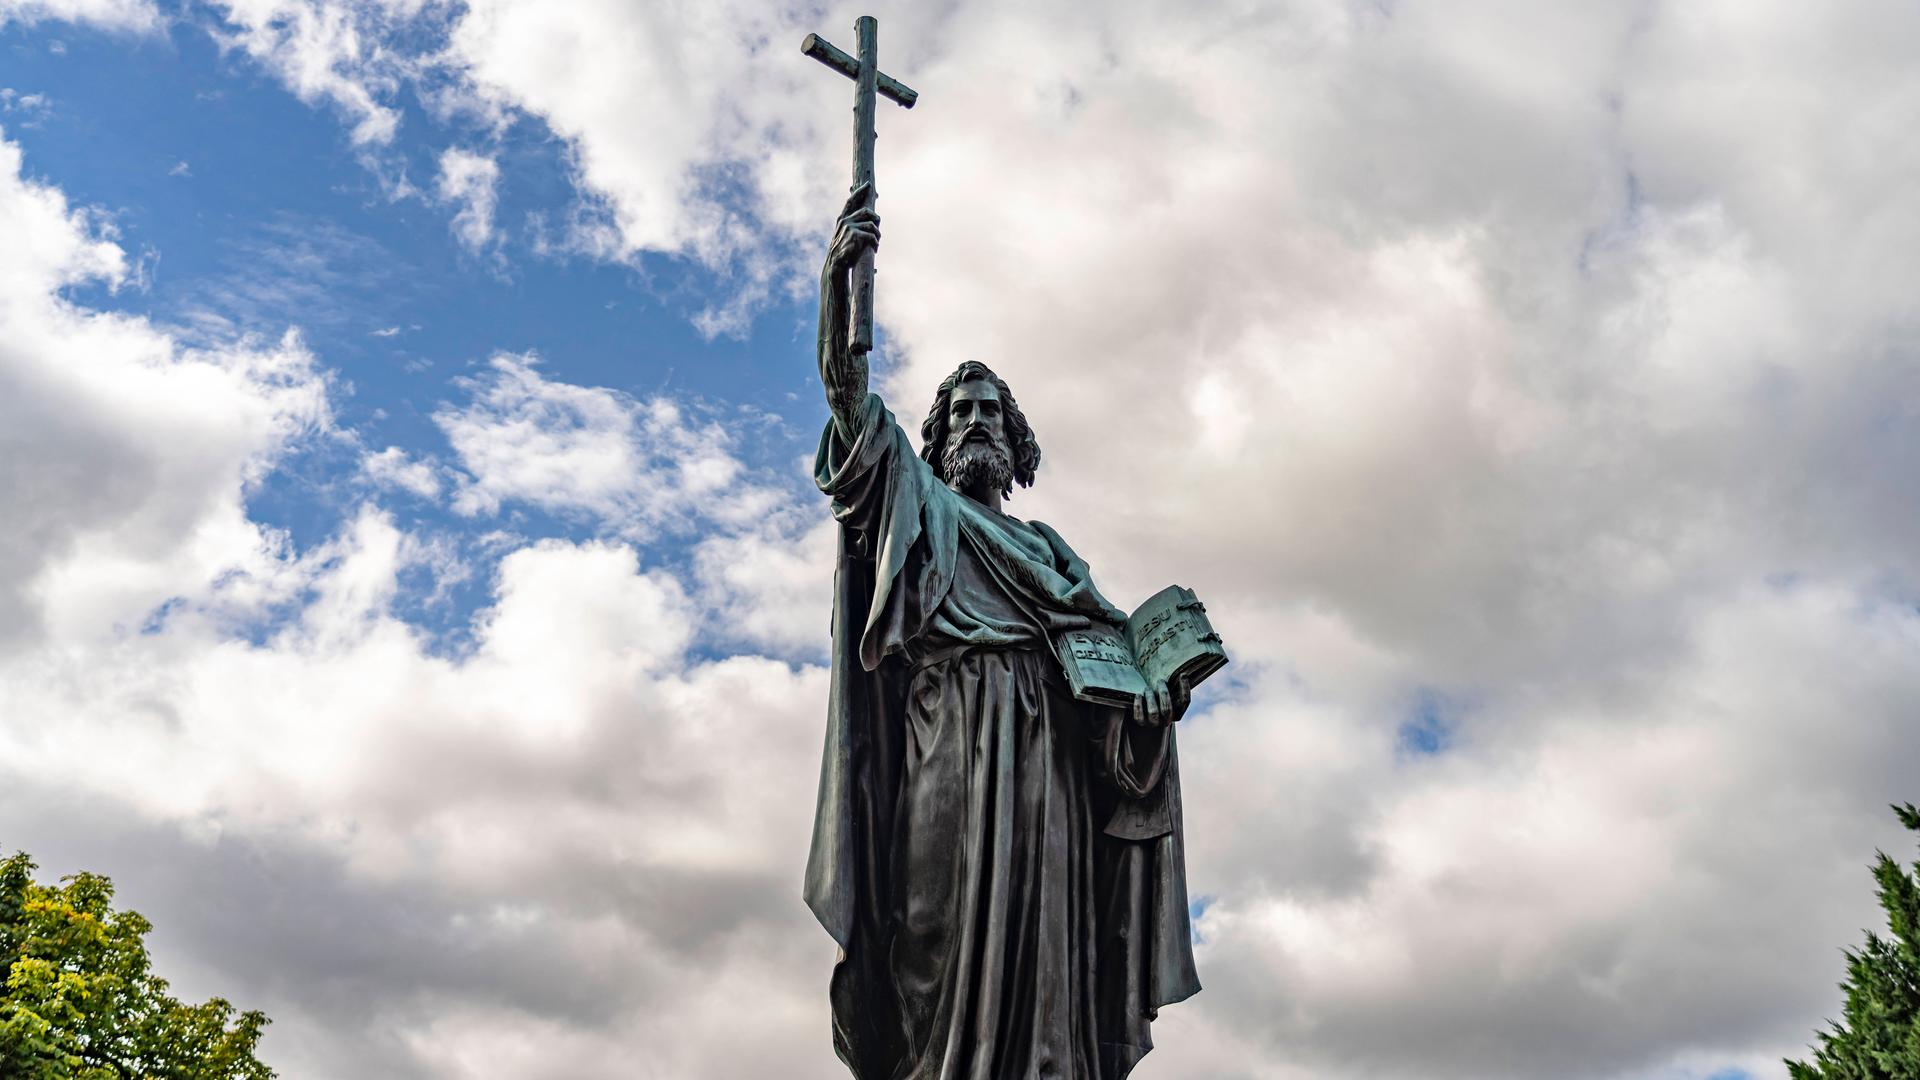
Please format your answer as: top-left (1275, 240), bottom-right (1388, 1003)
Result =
top-left (950, 379), bottom-right (1000, 404)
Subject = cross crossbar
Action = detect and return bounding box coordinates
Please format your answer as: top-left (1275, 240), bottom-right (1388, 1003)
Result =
top-left (802, 33), bottom-right (918, 109)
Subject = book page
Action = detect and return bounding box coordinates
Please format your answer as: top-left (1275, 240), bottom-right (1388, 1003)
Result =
top-left (1057, 623), bottom-right (1148, 704)
top-left (1125, 585), bottom-right (1228, 690)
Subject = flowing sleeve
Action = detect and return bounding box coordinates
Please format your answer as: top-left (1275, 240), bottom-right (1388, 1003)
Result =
top-left (1103, 715), bottom-right (1172, 800)
top-left (815, 393), bottom-right (899, 542)
top-left (814, 393), bottom-right (959, 670)
top-left (806, 394), bottom-right (956, 962)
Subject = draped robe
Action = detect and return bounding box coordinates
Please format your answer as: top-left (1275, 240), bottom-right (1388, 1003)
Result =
top-left (804, 393), bottom-right (1200, 1079)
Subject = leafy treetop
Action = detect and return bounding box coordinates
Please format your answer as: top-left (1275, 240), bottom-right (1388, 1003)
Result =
top-left (0, 849), bottom-right (274, 1080)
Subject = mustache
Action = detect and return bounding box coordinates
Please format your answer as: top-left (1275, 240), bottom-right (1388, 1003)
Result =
top-left (946, 438), bottom-right (1008, 462)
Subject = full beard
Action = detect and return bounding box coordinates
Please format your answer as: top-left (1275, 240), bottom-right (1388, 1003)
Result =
top-left (942, 438), bottom-right (1014, 496)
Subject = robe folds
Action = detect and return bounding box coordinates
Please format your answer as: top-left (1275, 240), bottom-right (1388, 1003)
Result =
top-left (805, 393), bottom-right (1200, 1080)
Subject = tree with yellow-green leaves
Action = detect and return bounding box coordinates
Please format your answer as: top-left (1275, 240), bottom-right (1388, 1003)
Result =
top-left (0, 849), bottom-right (273, 1079)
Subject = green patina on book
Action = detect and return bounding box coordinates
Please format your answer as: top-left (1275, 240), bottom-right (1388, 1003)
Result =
top-left (1053, 585), bottom-right (1229, 707)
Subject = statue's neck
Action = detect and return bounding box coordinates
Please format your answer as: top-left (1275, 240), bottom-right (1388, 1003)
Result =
top-left (951, 481), bottom-right (1004, 516)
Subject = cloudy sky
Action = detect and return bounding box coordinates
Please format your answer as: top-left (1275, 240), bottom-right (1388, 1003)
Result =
top-left (2, 0), bottom-right (1918, 1077)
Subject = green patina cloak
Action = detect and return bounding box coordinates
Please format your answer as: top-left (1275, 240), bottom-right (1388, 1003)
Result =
top-left (803, 393), bottom-right (1199, 1078)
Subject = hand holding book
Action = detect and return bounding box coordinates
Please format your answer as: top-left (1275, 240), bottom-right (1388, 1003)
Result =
top-left (1052, 585), bottom-right (1229, 715)
top-left (1133, 673), bottom-right (1191, 727)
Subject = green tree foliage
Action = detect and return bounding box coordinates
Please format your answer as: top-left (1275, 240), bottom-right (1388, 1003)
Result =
top-left (0, 849), bottom-right (273, 1079)
top-left (1788, 803), bottom-right (1920, 1079)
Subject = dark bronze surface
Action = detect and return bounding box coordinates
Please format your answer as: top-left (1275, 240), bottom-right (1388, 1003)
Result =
top-left (801, 31), bottom-right (1206, 1073)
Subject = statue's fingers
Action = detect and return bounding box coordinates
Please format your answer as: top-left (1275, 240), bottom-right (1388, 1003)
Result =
top-left (1158, 684), bottom-right (1174, 725)
top-left (842, 181), bottom-right (872, 213)
top-left (1132, 693), bottom-right (1144, 727)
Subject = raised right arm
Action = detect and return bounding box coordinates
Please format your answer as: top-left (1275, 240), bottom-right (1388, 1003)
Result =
top-left (819, 183), bottom-right (879, 441)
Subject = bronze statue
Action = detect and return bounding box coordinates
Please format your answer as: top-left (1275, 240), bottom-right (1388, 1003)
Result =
top-left (801, 19), bottom-right (1210, 1079)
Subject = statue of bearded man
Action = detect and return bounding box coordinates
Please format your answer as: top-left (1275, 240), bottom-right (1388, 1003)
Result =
top-left (803, 183), bottom-right (1201, 1080)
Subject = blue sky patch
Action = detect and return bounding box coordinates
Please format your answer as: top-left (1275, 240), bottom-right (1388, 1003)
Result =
top-left (3, 15), bottom-right (832, 648)
top-left (1396, 686), bottom-right (1457, 758)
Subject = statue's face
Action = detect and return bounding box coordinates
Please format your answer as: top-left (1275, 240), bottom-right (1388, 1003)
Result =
top-left (946, 378), bottom-right (1009, 459)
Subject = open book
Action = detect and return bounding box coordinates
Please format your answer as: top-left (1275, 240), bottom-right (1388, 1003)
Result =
top-left (1051, 585), bottom-right (1228, 708)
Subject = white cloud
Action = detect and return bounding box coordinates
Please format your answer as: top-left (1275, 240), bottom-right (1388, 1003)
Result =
top-left (441, 0), bottom-right (810, 265)
top-left (204, 0), bottom-right (442, 146)
top-left (387, 1), bottom-right (1920, 1075)
top-left (0, 131), bottom-right (329, 652)
top-left (690, 517), bottom-right (835, 658)
top-left (0, 0), bottom-right (158, 32)
top-left (10, 2), bottom-right (1920, 1079)
top-left (1174, 586), bottom-right (1920, 1077)
top-left (0, 134), bottom-right (837, 1074)
top-left (0, 88), bottom-right (52, 117)
top-left (360, 445), bottom-right (441, 499)
top-left (434, 352), bottom-right (782, 537)
top-left (204, 0), bottom-right (834, 303)
top-left (0, 510), bottom-right (840, 1077)
top-left (435, 145), bottom-right (499, 254)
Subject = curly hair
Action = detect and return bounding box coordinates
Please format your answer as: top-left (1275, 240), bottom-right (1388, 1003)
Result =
top-left (918, 361), bottom-right (1041, 498)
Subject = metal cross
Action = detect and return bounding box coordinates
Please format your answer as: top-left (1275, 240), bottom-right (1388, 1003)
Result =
top-left (803, 16), bottom-right (918, 355)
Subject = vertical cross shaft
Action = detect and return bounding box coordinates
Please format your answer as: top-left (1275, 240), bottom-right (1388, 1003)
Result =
top-left (849, 17), bottom-right (878, 352)
top-left (803, 16), bottom-right (917, 355)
